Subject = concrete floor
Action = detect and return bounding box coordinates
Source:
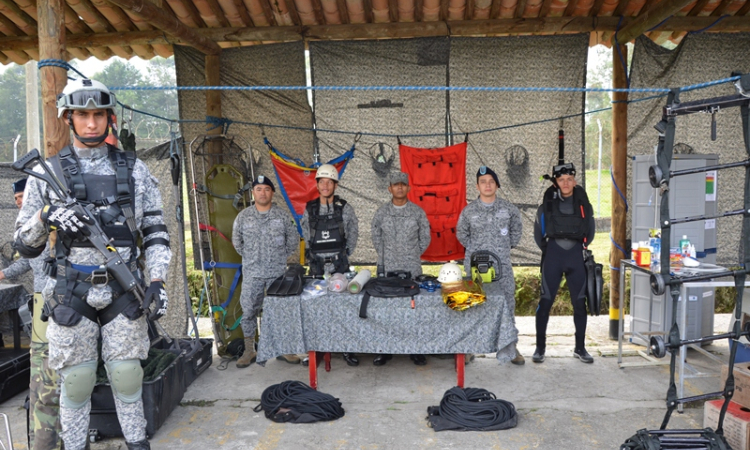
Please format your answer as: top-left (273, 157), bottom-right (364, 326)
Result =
top-left (0, 314), bottom-right (735, 449)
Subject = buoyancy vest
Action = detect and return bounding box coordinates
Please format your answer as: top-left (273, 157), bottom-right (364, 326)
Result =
top-left (541, 185), bottom-right (591, 242)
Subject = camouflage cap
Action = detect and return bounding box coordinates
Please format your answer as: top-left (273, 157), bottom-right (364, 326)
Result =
top-left (389, 172), bottom-right (409, 186)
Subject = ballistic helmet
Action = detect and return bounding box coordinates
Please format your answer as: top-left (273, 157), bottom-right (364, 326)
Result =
top-left (437, 263), bottom-right (463, 283)
top-left (57, 79), bottom-right (116, 118)
top-left (316, 164), bottom-right (339, 182)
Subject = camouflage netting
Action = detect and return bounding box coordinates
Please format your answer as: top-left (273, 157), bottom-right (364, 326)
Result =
top-left (174, 36), bottom-right (589, 265)
top-left (174, 42), bottom-right (313, 188)
top-left (138, 140), bottom-right (189, 338)
top-left (448, 35), bottom-right (588, 265)
top-left (628, 33), bottom-right (750, 265)
top-left (310, 35), bottom-right (588, 265)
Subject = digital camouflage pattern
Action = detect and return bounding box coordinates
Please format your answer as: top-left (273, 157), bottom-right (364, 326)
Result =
top-left (15, 145), bottom-right (171, 449)
top-left (457, 196), bottom-right (523, 351)
top-left (371, 201), bottom-right (430, 277)
top-left (232, 203), bottom-right (298, 338)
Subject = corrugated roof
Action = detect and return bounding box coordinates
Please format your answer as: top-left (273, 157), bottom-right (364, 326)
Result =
top-left (0, 0), bottom-right (747, 64)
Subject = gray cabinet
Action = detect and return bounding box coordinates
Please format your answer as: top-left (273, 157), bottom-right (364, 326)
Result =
top-left (629, 154), bottom-right (718, 344)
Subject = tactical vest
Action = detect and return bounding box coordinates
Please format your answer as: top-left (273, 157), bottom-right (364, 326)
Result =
top-left (44, 145), bottom-right (164, 327)
top-left (306, 196), bottom-right (348, 274)
top-left (542, 185), bottom-right (591, 242)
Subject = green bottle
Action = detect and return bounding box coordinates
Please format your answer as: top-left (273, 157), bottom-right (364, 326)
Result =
top-left (679, 235), bottom-right (691, 256)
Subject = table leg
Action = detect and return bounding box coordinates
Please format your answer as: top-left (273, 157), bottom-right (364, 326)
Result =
top-left (308, 351), bottom-right (317, 390)
top-left (455, 354), bottom-right (464, 388)
top-left (10, 308), bottom-right (19, 351)
top-left (324, 352), bottom-right (331, 372)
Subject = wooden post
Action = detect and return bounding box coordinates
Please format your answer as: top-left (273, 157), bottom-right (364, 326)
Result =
top-left (38, 0), bottom-right (69, 158)
top-left (609, 44), bottom-right (628, 340)
top-left (205, 54), bottom-right (222, 157)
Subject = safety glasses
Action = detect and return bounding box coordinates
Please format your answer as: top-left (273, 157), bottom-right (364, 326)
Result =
top-left (553, 163), bottom-right (576, 177)
top-left (57, 90), bottom-right (116, 110)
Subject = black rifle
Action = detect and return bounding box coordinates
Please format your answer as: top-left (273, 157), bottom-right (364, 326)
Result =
top-left (12, 149), bottom-right (145, 304)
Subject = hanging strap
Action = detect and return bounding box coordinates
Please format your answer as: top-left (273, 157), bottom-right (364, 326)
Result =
top-left (203, 262), bottom-right (242, 309)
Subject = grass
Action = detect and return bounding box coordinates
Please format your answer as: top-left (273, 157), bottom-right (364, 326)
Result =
top-left (585, 169), bottom-right (612, 219)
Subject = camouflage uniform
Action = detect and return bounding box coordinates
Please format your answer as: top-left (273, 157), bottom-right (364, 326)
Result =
top-left (3, 251), bottom-right (60, 450)
top-left (231, 203), bottom-right (298, 339)
top-left (371, 201), bottom-right (430, 277)
top-left (456, 197), bottom-right (523, 347)
top-left (300, 201), bottom-right (359, 273)
top-left (14, 145), bottom-right (171, 450)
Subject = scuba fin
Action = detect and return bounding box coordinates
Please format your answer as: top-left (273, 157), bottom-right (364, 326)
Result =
top-left (267, 264), bottom-right (306, 297)
top-left (583, 249), bottom-right (603, 316)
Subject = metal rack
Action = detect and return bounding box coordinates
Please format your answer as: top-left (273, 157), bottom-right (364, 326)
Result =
top-left (623, 73), bottom-right (750, 447)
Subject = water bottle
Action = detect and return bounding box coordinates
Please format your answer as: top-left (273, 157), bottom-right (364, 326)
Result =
top-left (679, 235), bottom-right (691, 256)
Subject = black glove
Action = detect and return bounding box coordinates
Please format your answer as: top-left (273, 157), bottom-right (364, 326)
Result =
top-left (143, 281), bottom-right (168, 321)
top-left (41, 205), bottom-right (92, 241)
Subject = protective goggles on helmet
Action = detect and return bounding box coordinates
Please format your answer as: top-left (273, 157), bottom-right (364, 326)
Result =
top-left (552, 163), bottom-right (576, 178)
top-left (56, 89), bottom-right (116, 111)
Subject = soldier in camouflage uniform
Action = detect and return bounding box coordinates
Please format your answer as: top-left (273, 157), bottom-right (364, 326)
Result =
top-left (456, 166), bottom-right (525, 365)
top-left (231, 175), bottom-right (300, 368)
top-left (0, 178), bottom-right (60, 450)
top-left (300, 164), bottom-right (359, 367)
top-left (370, 171), bottom-right (431, 366)
top-left (14, 79), bottom-right (171, 450)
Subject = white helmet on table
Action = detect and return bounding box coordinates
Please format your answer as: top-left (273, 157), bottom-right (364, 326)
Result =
top-left (437, 263), bottom-right (463, 283)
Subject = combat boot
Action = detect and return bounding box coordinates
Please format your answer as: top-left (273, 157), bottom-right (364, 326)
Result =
top-left (236, 338), bottom-right (257, 368)
top-left (126, 439), bottom-right (151, 449)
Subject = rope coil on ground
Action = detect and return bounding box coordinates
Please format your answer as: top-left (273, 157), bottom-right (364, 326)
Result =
top-left (426, 387), bottom-right (518, 431)
top-left (254, 381), bottom-right (345, 423)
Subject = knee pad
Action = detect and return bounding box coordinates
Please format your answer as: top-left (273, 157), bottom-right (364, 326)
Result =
top-left (60, 360), bottom-right (97, 409)
top-left (105, 359), bottom-right (143, 403)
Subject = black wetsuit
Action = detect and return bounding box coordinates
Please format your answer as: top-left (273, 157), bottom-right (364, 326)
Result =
top-left (533, 186), bottom-right (595, 352)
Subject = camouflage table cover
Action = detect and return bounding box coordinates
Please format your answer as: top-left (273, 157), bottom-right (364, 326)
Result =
top-left (257, 281), bottom-right (517, 364)
top-left (0, 284), bottom-right (27, 313)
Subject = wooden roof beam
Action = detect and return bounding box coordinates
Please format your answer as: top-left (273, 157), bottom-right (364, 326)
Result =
top-left (514, 0), bottom-right (526, 18)
top-left (710, 0), bottom-right (734, 16)
top-left (738, 0), bottom-right (750, 15)
top-left (589, 0), bottom-right (606, 16)
top-left (489, 0), bottom-right (501, 18)
top-left (6, 14), bottom-right (750, 53)
top-left (335, 0), bottom-right (350, 23)
top-left (615, 0), bottom-right (696, 43)
top-left (284, 0), bottom-right (302, 25)
top-left (104, 0), bottom-right (222, 54)
top-left (0, 0), bottom-right (37, 33)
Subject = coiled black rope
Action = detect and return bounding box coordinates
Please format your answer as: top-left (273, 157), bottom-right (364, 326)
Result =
top-left (426, 387), bottom-right (517, 431)
top-left (253, 381), bottom-right (345, 423)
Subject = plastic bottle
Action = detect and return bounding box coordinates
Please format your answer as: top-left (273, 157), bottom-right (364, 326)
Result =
top-left (638, 242), bottom-right (651, 267)
top-left (679, 235), bottom-right (691, 256)
top-left (632, 243), bottom-right (640, 263)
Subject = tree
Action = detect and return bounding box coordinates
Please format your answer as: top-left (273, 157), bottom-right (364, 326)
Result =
top-left (585, 45), bottom-right (613, 170)
top-left (91, 57), bottom-right (178, 143)
top-left (0, 65), bottom-right (27, 160)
